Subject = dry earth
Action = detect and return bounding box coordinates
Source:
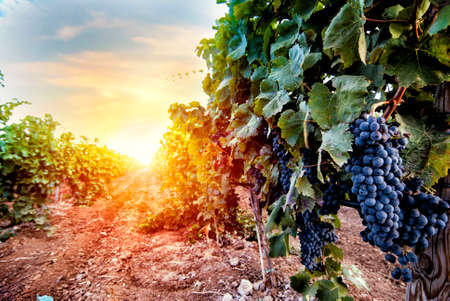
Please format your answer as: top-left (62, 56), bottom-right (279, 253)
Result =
top-left (0, 171), bottom-right (406, 300)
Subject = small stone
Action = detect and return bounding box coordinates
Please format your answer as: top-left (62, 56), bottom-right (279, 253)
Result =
top-left (222, 293), bottom-right (233, 301)
top-left (237, 279), bottom-right (253, 296)
top-left (262, 296), bottom-right (273, 301)
top-left (231, 281), bottom-right (239, 288)
top-left (234, 240), bottom-right (245, 250)
top-left (229, 257), bottom-right (239, 267)
top-left (253, 280), bottom-right (264, 291)
top-left (75, 273), bottom-right (85, 281)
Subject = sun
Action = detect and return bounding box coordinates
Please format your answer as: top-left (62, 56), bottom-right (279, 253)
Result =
top-left (106, 127), bottom-right (164, 165)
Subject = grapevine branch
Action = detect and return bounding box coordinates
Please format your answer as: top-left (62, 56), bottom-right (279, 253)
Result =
top-left (413, 0), bottom-right (420, 41)
top-left (365, 18), bottom-right (409, 23)
top-left (383, 86), bottom-right (407, 120)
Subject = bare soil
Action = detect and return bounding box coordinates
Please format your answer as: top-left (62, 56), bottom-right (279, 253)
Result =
top-left (0, 171), bottom-right (406, 300)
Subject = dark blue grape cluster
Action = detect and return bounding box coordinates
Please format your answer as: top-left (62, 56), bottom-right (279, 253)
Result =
top-left (395, 177), bottom-right (449, 249)
top-left (247, 166), bottom-right (266, 193)
top-left (380, 178), bottom-right (448, 282)
top-left (271, 135), bottom-right (292, 193)
top-left (319, 176), bottom-right (350, 215)
top-left (302, 148), bottom-right (320, 184)
top-left (348, 114), bottom-right (406, 252)
top-left (297, 210), bottom-right (338, 272)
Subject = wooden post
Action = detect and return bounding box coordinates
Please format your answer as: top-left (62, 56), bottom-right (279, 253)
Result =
top-left (405, 83), bottom-right (449, 301)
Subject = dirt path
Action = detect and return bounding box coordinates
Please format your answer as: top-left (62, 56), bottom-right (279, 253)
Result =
top-left (0, 171), bottom-right (405, 300)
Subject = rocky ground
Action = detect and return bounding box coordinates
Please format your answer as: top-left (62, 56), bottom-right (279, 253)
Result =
top-left (0, 171), bottom-right (406, 300)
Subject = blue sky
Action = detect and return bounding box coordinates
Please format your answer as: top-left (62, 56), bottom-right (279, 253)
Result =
top-left (0, 0), bottom-right (227, 162)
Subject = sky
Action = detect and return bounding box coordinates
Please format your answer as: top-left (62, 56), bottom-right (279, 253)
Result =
top-left (0, 0), bottom-right (227, 163)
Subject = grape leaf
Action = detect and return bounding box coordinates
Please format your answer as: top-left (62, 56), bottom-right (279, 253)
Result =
top-left (380, 39), bottom-right (449, 87)
top-left (268, 232), bottom-right (288, 257)
top-left (396, 113), bottom-right (449, 186)
top-left (332, 75), bottom-right (370, 123)
top-left (255, 78), bottom-right (291, 118)
top-left (227, 28), bottom-right (247, 61)
top-left (294, 0), bottom-right (318, 21)
top-left (318, 123), bottom-right (353, 167)
top-left (383, 5), bottom-right (404, 18)
top-left (269, 44), bottom-right (306, 91)
top-left (309, 83), bottom-right (334, 129)
top-left (303, 52), bottom-right (322, 71)
top-left (428, 5), bottom-right (450, 34)
top-left (296, 176), bottom-right (315, 199)
top-left (342, 266), bottom-right (370, 291)
top-left (278, 103), bottom-right (308, 147)
top-left (251, 66), bottom-right (268, 81)
top-left (423, 138), bottom-right (450, 186)
top-left (263, 90), bottom-right (291, 118)
top-left (270, 16), bottom-right (302, 57)
top-left (290, 271), bottom-right (311, 293)
top-left (265, 196), bottom-right (285, 233)
top-left (323, 2), bottom-right (366, 67)
top-left (309, 76), bottom-right (369, 129)
top-left (228, 104), bottom-right (262, 144)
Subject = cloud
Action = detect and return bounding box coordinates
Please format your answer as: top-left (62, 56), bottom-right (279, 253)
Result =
top-left (0, 0), bottom-right (227, 160)
top-left (52, 11), bottom-right (129, 41)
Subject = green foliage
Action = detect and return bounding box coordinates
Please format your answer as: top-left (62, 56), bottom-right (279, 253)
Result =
top-left (145, 102), bottom-right (241, 235)
top-left (0, 98), bottom-right (134, 234)
top-left (158, 0), bottom-right (449, 297)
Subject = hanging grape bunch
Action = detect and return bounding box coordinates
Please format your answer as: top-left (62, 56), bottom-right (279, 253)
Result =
top-left (347, 113), bottom-right (449, 282)
top-left (297, 209), bottom-right (338, 272)
top-left (271, 134), bottom-right (293, 194)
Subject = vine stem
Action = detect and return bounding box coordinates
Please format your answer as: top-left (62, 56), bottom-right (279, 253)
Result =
top-left (304, 111), bottom-right (310, 149)
top-left (249, 189), bottom-right (274, 287)
top-left (383, 86), bottom-right (407, 120)
top-left (414, 0), bottom-right (420, 41)
top-left (370, 101), bottom-right (390, 115)
top-left (365, 17), bottom-right (408, 23)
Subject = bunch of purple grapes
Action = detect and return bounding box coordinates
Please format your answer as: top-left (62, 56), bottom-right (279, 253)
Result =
top-left (297, 209), bottom-right (338, 272)
top-left (271, 135), bottom-right (292, 194)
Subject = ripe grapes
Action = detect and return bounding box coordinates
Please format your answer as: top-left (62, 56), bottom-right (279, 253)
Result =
top-left (297, 209), bottom-right (338, 272)
top-left (271, 135), bottom-right (293, 193)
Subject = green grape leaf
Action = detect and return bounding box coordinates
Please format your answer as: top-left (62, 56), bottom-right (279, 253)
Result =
top-left (296, 176), bottom-right (315, 199)
top-left (228, 104), bottom-right (262, 144)
top-left (265, 196), bottom-right (285, 233)
top-left (303, 52), bottom-right (322, 71)
top-left (309, 76), bottom-right (369, 129)
top-left (290, 271), bottom-right (311, 293)
top-left (316, 284), bottom-right (339, 301)
top-left (342, 266), bottom-right (370, 291)
top-left (380, 39), bottom-right (449, 87)
top-left (251, 66), bottom-right (268, 82)
top-left (269, 44), bottom-right (306, 91)
top-left (332, 75), bottom-right (370, 123)
top-left (263, 90), bottom-right (291, 118)
top-left (318, 123), bottom-right (353, 167)
top-left (309, 83), bottom-right (334, 129)
top-left (268, 232), bottom-right (288, 257)
top-left (270, 16), bottom-right (302, 57)
top-left (423, 138), bottom-right (450, 186)
top-left (278, 104), bottom-right (308, 147)
top-left (294, 0), bottom-right (318, 21)
top-left (325, 257), bottom-right (342, 277)
top-left (383, 5), bottom-right (404, 18)
top-left (227, 28), bottom-right (247, 61)
top-left (429, 34), bottom-right (450, 67)
top-left (428, 5), bottom-right (450, 34)
top-left (323, 2), bottom-right (366, 67)
top-left (255, 78), bottom-right (291, 118)
top-left (324, 243), bottom-right (344, 260)
top-left (396, 114), bottom-right (449, 186)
